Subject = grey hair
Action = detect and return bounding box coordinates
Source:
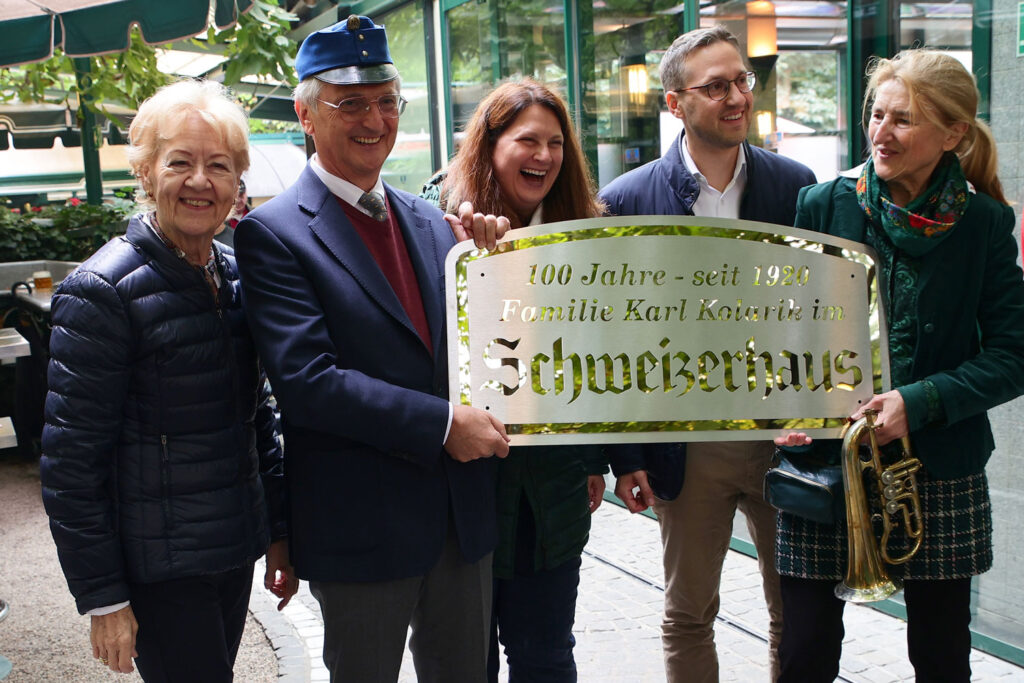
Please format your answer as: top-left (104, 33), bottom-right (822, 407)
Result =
top-left (294, 77), bottom-right (325, 112)
top-left (292, 74), bottom-right (404, 113)
top-left (659, 25), bottom-right (742, 92)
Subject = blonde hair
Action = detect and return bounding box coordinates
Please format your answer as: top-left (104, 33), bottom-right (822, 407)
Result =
top-left (863, 49), bottom-right (1006, 205)
top-left (128, 79), bottom-right (250, 209)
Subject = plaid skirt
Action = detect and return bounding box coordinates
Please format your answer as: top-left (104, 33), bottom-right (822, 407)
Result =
top-left (776, 469), bottom-right (992, 580)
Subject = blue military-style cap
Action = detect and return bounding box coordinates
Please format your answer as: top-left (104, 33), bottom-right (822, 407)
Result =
top-left (295, 14), bottom-right (398, 85)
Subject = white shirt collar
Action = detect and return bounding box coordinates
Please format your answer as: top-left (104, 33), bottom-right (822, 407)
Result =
top-left (679, 134), bottom-right (747, 218)
top-left (309, 154), bottom-right (386, 217)
top-left (839, 163), bottom-right (864, 179)
top-left (679, 134), bottom-right (747, 188)
top-left (526, 203), bottom-right (544, 227)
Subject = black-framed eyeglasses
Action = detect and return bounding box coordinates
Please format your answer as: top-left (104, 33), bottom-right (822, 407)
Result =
top-left (317, 94), bottom-right (408, 121)
top-left (676, 72), bottom-right (756, 101)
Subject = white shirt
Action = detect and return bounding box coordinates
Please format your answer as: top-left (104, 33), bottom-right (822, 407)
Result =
top-left (308, 154), bottom-right (387, 218)
top-left (526, 203), bottom-right (544, 226)
top-left (680, 136), bottom-right (747, 219)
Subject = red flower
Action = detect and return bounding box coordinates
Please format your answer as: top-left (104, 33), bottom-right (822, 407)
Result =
top-left (69, 197), bottom-right (82, 206)
top-left (908, 214), bottom-right (930, 229)
top-left (30, 206), bottom-right (42, 213)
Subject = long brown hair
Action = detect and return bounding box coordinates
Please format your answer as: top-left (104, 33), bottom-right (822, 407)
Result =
top-left (441, 79), bottom-right (605, 227)
top-left (863, 50), bottom-right (1006, 205)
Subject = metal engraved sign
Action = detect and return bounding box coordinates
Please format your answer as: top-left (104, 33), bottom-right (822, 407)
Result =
top-left (445, 216), bottom-right (889, 445)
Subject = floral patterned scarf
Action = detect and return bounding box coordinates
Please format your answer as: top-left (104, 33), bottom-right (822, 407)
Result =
top-left (856, 153), bottom-right (969, 257)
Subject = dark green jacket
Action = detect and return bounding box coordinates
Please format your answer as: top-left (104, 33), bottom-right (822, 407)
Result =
top-left (417, 171), bottom-right (609, 578)
top-left (794, 174), bottom-right (1024, 478)
top-left (494, 445), bottom-right (607, 579)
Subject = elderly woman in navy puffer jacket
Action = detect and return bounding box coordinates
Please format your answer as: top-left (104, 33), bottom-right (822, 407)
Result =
top-left (40, 80), bottom-right (296, 682)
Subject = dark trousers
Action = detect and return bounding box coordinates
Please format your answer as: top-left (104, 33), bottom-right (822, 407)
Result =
top-left (310, 521), bottom-right (491, 683)
top-left (777, 575), bottom-right (973, 683)
top-left (488, 556), bottom-right (582, 683)
top-left (131, 563), bottom-right (254, 683)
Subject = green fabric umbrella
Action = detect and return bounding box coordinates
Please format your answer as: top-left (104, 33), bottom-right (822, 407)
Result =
top-left (0, 0), bottom-right (255, 203)
top-left (0, 0), bottom-right (254, 68)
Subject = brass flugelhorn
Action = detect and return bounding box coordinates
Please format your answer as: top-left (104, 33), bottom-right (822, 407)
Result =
top-left (835, 409), bottom-right (924, 602)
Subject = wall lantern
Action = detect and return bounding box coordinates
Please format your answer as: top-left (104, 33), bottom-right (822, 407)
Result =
top-left (756, 110), bottom-right (774, 138)
top-left (746, 0), bottom-right (778, 87)
top-left (623, 55), bottom-right (649, 106)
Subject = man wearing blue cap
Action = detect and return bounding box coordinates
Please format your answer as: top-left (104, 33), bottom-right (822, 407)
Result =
top-left (234, 15), bottom-right (509, 682)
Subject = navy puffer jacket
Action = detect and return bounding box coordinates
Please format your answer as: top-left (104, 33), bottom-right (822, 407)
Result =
top-left (41, 215), bottom-right (285, 614)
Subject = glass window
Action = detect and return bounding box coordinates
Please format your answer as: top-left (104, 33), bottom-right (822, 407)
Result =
top-left (377, 1), bottom-right (433, 193)
top-left (900, 0), bottom-right (973, 53)
top-left (589, 3), bottom-right (683, 187)
top-left (699, 1), bottom-right (847, 180)
top-left (445, 0), bottom-right (567, 141)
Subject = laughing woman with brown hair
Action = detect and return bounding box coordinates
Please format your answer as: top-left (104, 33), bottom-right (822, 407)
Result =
top-left (422, 79), bottom-right (607, 682)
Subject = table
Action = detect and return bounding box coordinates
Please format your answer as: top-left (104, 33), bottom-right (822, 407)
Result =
top-left (11, 288), bottom-right (53, 316)
top-left (0, 328), bottom-right (29, 450)
top-left (0, 327), bottom-right (30, 365)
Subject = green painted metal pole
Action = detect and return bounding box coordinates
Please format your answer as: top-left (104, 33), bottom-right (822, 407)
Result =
top-left (683, 0), bottom-right (699, 34)
top-left (73, 58), bottom-right (103, 205)
top-left (974, 0), bottom-right (992, 121)
top-left (489, 0), bottom-right (502, 84)
top-left (845, 0), bottom-right (895, 168)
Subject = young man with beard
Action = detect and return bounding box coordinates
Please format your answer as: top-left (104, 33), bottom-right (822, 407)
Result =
top-left (600, 25), bottom-right (816, 683)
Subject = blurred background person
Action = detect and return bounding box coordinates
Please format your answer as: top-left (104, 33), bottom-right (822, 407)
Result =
top-left (422, 79), bottom-right (608, 682)
top-left (774, 49), bottom-right (1024, 682)
top-left (215, 177), bottom-right (251, 247)
top-left (40, 79), bottom-right (296, 681)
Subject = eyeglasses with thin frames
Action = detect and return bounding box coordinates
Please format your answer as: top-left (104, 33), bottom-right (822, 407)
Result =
top-left (316, 94), bottom-right (408, 121)
top-left (676, 72), bottom-right (756, 101)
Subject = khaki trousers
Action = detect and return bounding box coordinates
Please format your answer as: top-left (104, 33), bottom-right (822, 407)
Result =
top-left (653, 441), bottom-right (782, 683)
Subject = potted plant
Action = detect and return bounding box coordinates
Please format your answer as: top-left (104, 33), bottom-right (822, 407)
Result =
top-left (0, 192), bottom-right (135, 263)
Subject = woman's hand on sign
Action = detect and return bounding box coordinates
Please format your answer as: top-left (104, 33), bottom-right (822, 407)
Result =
top-left (774, 432), bottom-right (813, 447)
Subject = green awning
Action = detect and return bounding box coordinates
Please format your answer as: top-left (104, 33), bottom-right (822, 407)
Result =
top-left (0, 102), bottom-right (134, 150)
top-left (0, 0), bottom-right (254, 68)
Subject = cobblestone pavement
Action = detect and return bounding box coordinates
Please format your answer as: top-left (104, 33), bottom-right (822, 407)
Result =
top-left (250, 502), bottom-right (1024, 682)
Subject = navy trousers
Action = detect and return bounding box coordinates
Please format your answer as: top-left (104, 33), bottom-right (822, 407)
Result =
top-left (130, 563), bottom-right (254, 683)
top-left (488, 489), bottom-right (586, 683)
top-left (777, 575), bottom-right (973, 683)
top-left (488, 555), bottom-right (582, 683)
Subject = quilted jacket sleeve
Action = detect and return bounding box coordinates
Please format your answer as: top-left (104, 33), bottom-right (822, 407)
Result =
top-left (40, 268), bottom-right (134, 614)
top-left (255, 375), bottom-right (287, 540)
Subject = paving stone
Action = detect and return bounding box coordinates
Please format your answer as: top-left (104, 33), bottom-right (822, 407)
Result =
top-left (248, 502), bottom-right (1024, 683)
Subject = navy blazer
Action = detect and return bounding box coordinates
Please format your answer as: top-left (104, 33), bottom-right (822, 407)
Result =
top-left (599, 132), bottom-right (816, 500)
top-left (234, 166), bottom-right (496, 582)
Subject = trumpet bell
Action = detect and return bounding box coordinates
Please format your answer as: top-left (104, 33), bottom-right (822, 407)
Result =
top-left (835, 576), bottom-right (901, 603)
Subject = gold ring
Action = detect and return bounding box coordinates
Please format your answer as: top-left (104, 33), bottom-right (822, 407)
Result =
top-left (100, 657), bottom-right (108, 665)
